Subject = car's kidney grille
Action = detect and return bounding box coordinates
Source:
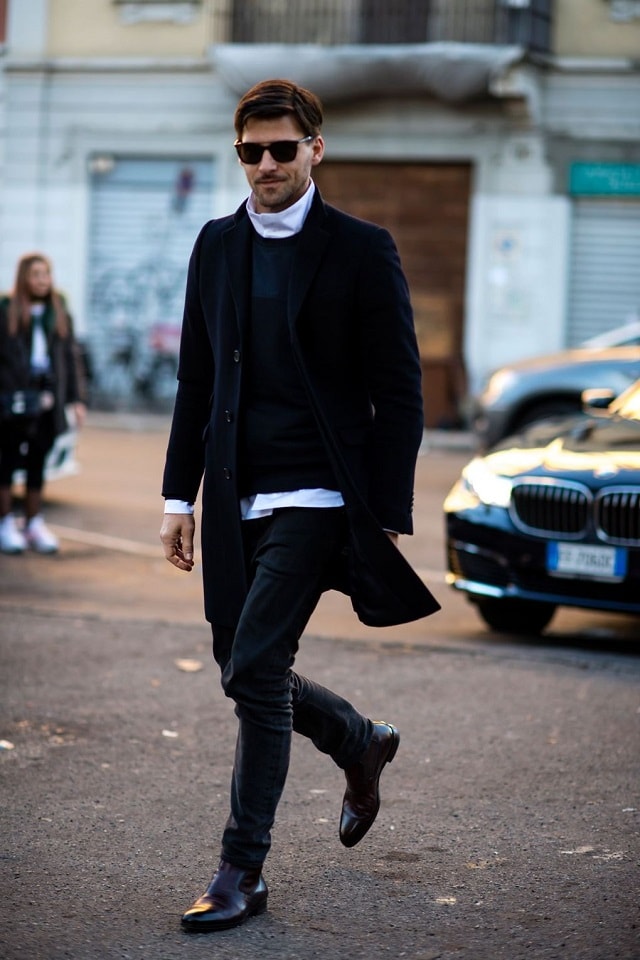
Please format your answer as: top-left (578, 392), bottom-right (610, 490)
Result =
top-left (511, 483), bottom-right (589, 537)
top-left (511, 481), bottom-right (640, 545)
top-left (596, 490), bottom-right (640, 544)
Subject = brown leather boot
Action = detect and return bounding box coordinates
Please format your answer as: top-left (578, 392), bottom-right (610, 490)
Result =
top-left (339, 721), bottom-right (400, 848)
top-left (181, 859), bottom-right (268, 932)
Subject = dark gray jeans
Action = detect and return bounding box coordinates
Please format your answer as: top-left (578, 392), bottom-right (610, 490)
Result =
top-left (211, 507), bottom-right (372, 869)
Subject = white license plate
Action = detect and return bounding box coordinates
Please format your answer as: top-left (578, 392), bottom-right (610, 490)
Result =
top-left (547, 542), bottom-right (627, 580)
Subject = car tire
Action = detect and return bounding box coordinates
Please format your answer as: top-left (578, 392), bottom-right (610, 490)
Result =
top-left (474, 597), bottom-right (556, 635)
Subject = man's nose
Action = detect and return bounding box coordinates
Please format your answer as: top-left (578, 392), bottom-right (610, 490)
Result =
top-left (257, 149), bottom-right (278, 170)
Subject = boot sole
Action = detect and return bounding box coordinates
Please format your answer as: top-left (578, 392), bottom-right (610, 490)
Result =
top-left (181, 896), bottom-right (268, 933)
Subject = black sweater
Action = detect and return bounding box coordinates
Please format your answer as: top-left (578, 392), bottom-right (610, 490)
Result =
top-left (237, 232), bottom-right (337, 497)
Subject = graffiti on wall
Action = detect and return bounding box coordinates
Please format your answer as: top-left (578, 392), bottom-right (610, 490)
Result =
top-left (88, 259), bottom-right (186, 409)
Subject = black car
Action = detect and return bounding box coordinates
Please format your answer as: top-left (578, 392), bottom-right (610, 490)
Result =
top-left (444, 380), bottom-right (640, 635)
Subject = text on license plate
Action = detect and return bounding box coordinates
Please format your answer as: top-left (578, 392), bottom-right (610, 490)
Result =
top-left (547, 542), bottom-right (627, 580)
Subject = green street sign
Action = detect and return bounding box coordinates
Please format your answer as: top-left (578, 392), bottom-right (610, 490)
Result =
top-left (570, 162), bottom-right (640, 196)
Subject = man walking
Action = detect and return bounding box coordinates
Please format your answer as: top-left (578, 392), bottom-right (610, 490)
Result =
top-left (160, 78), bottom-right (439, 933)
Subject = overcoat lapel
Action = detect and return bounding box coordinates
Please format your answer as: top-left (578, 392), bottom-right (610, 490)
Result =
top-left (287, 214), bottom-right (331, 330)
top-left (222, 211), bottom-right (253, 340)
top-left (222, 193), bottom-right (330, 335)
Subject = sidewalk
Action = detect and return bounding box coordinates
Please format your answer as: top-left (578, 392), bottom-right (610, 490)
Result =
top-left (1, 416), bottom-right (638, 960)
top-left (1, 603), bottom-right (639, 960)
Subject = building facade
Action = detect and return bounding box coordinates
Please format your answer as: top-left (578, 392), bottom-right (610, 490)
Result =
top-left (0, 0), bottom-right (639, 422)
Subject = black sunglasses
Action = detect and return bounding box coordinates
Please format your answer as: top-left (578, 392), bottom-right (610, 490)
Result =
top-left (234, 136), bottom-right (314, 165)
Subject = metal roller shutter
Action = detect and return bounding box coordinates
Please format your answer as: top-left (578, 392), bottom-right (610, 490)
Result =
top-left (87, 157), bottom-right (214, 409)
top-left (567, 199), bottom-right (640, 346)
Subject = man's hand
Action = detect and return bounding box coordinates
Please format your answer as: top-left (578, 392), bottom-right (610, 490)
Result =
top-left (160, 513), bottom-right (196, 572)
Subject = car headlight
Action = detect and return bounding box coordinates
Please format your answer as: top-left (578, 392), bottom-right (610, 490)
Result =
top-left (480, 368), bottom-right (517, 406)
top-left (462, 458), bottom-right (513, 507)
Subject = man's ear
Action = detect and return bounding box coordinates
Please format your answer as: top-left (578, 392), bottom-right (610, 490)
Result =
top-left (311, 136), bottom-right (325, 166)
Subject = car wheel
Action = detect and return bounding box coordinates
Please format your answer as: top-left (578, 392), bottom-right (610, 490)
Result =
top-left (515, 398), bottom-right (580, 431)
top-left (474, 597), bottom-right (556, 635)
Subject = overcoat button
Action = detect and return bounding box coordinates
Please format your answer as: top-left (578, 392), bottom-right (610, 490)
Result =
top-left (225, 410), bottom-right (234, 423)
top-left (223, 467), bottom-right (231, 479)
top-left (233, 349), bottom-right (241, 362)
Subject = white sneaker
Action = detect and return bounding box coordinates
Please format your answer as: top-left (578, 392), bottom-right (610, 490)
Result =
top-left (0, 514), bottom-right (27, 554)
top-left (25, 515), bottom-right (59, 554)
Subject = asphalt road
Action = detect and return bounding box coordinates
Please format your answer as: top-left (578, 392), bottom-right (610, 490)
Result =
top-left (1, 415), bottom-right (639, 960)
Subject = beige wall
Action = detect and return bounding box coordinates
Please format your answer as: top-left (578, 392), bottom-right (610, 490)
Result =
top-left (47, 0), bottom-right (223, 57)
top-left (554, 0), bottom-right (640, 57)
top-left (43, 1), bottom-right (640, 61)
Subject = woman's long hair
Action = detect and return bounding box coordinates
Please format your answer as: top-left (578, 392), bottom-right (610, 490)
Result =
top-left (7, 253), bottom-right (70, 338)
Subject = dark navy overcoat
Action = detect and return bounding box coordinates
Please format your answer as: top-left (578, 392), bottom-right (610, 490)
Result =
top-left (162, 189), bottom-right (440, 627)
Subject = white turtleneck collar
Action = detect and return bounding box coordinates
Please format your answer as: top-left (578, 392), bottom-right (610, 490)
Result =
top-left (246, 180), bottom-right (315, 239)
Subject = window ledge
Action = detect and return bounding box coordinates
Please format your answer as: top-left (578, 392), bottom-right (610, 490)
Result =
top-left (114, 2), bottom-right (201, 25)
top-left (606, 0), bottom-right (640, 22)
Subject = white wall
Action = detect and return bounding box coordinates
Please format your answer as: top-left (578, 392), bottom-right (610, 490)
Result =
top-left (465, 194), bottom-right (571, 394)
top-left (0, 61), bottom-right (569, 388)
top-left (0, 64), bottom-right (235, 331)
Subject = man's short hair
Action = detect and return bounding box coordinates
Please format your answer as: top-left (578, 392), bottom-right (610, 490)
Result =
top-left (234, 79), bottom-right (323, 138)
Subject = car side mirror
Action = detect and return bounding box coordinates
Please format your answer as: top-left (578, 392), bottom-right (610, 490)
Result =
top-left (581, 387), bottom-right (616, 413)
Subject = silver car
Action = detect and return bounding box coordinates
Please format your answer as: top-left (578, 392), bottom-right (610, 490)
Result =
top-left (473, 322), bottom-right (640, 449)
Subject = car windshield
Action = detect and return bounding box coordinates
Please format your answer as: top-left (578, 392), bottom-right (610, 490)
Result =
top-left (581, 319), bottom-right (640, 348)
top-left (609, 381), bottom-right (640, 422)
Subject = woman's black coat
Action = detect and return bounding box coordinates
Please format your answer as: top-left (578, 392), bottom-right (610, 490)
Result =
top-left (0, 297), bottom-right (84, 437)
top-left (162, 189), bottom-right (440, 627)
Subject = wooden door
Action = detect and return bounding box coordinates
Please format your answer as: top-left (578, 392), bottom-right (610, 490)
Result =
top-left (313, 162), bottom-right (471, 428)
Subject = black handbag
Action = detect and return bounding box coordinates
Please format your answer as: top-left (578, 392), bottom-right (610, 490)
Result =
top-left (0, 389), bottom-right (46, 421)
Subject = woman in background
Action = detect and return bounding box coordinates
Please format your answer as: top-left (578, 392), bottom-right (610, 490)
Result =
top-left (0, 253), bottom-right (86, 553)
